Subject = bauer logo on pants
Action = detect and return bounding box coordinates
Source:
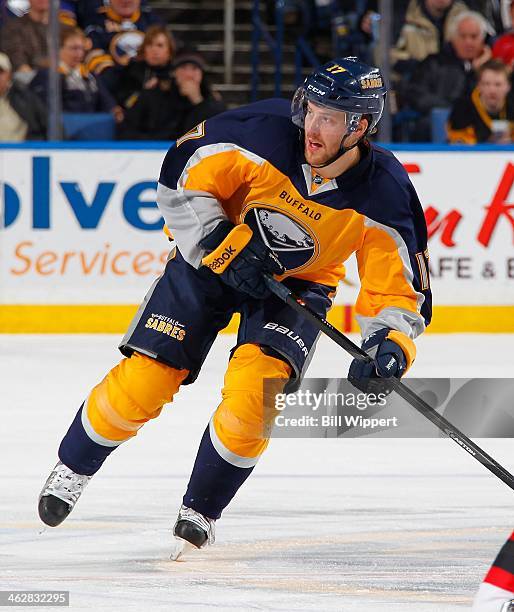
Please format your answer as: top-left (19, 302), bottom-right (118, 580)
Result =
top-left (263, 322), bottom-right (309, 357)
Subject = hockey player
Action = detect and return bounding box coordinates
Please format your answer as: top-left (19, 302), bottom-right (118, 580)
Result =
top-left (472, 531), bottom-right (514, 611)
top-left (38, 57), bottom-right (432, 558)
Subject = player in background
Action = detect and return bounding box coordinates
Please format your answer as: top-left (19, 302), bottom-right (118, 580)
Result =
top-left (37, 57), bottom-right (432, 559)
top-left (472, 531), bottom-right (514, 611)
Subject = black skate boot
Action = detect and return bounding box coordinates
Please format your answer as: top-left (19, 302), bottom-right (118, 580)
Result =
top-left (38, 461), bottom-right (92, 526)
top-left (170, 504), bottom-right (216, 560)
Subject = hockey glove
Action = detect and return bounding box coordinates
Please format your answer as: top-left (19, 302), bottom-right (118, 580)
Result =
top-left (348, 328), bottom-right (416, 395)
top-left (200, 221), bottom-right (285, 299)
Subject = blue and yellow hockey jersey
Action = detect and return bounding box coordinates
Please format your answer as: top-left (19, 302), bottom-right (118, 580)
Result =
top-left (157, 99), bottom-right (432, 340)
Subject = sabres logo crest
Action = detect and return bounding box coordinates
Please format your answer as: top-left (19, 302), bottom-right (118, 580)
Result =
top-left (242, 206), bottom-right (318, 272)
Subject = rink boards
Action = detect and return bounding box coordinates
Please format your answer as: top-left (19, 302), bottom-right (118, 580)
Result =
top-left (1, 143), bottom-right (513, 333)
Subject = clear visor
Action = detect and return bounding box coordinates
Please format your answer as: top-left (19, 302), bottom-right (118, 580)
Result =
top-left (291, 85), bottom-right (384, 135)
top-left (291, 87), bottom-right (362, 133)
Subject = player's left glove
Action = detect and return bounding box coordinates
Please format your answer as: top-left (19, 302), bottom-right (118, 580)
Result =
top-left (200, 220), bottom-right (285, 299)
top-left (348, 328), bottom-right (416, 394)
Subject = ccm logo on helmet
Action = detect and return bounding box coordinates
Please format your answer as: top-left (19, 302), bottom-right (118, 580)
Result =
top-left (206, 245), bottom-right (236, 270)
top-left (307, 84), bottom-right (326, 96)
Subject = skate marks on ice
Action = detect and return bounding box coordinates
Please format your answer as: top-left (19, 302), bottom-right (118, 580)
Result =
top-left (1, 515), bottom-right (493, 610)
top-left (162, 524), bottom-right (501, 607)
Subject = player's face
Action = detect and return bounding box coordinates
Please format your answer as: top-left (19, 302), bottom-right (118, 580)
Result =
top-left (304, 101), bottom-right (347, 166)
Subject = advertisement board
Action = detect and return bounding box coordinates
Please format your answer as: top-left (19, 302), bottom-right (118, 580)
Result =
top-left (1, 144), bottom-right (513, 332)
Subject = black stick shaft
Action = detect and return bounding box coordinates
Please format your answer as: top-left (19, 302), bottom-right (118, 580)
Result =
top-left (264, 275), bottom-right (514, 492)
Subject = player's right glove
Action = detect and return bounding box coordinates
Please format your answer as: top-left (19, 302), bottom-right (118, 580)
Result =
top-left (348, 328), bottom-right (416, 395)
top-left (200, 220), bottom-right (285, 299)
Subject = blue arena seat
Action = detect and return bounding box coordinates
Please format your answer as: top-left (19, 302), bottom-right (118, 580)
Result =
top-left (63, 113), bottom-right (115, 141)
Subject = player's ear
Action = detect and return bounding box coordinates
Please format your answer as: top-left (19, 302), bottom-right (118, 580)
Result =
top-left (358, 116), bottom-right (369, 135)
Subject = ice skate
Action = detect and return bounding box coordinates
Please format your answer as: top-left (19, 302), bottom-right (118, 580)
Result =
top-left (170, 504), bottom-right (215, 560)
top-left (38, 461), bottom-right (92, 527)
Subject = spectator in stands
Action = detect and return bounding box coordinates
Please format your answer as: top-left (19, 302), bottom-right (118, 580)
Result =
top-left (406, 10), bottom-right (492, 140)
top-left (0, 0), bottom-right (49, 80)
top-left (30, 26), bottom-right (118, 115)
top-left (492, 0), bottom-right (514, 65)
top-left (115, 23), bottom-right (175, 109)
top-left (448, 58), bottom-right (513, 142)
top-left (173, 52), bottom-right (226, 134)
top-left (391, 0), bottom-right (468, 76)
top-left (0, 51), bottom-right (46, 140)
top-left (83, 0), bottom-right (161, 94)
top-left (117, 51), bottom-right (225, 141)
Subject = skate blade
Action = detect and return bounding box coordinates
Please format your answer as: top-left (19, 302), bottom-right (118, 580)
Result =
top-left (170, 536), bottom-right (197, 561)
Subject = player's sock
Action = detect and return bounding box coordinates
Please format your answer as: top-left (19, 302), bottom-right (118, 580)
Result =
top-left (58, 403), bottom-right (119, 476)
top-left (182, 424), bottom-right (255, 520)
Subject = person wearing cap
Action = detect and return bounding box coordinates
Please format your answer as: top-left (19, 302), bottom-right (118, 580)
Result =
top-left (117, 49), bottom-right (225, 140)
top-left (172, 51), bottom-right (226, 134)
top-left (0, 51), bottom-right (46, 141)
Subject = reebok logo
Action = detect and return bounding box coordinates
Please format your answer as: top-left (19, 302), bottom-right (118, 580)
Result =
top-left (206, 245), bottom-right (236, 270)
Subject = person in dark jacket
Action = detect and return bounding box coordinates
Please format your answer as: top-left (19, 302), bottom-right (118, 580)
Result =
top-left (117, 50), bottom-right (225, 141)
top-left (30, 25), bottom-right (116, 114)
top-left (115, 23), bottom-right (175, 109)
top-left (406, 10), bottom-right (492, 140)
top-left (448, 57), bottom-right (514, 143)
top-left (172, 52), bottom-right (226, 134)
top-left (0, 51), bottom-right (46, 140)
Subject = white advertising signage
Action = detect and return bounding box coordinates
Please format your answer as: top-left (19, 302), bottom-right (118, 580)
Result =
top-left (1, 145), bottom-right (513, 332)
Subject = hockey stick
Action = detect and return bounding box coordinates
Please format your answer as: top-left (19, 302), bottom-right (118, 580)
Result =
top-left (263, 274), bottom-right (514, 492)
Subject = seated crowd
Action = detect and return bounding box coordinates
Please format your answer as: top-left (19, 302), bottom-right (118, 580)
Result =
top-left (270, 0), bottom-right (514, 142)
top-left (0, 0), bottom-right (226, 141)
top-left (0, 0), bottom-right (512, 142)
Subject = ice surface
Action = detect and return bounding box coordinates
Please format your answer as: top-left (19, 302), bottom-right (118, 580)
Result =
top-left (0, 333), bottom-right (513, 611)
